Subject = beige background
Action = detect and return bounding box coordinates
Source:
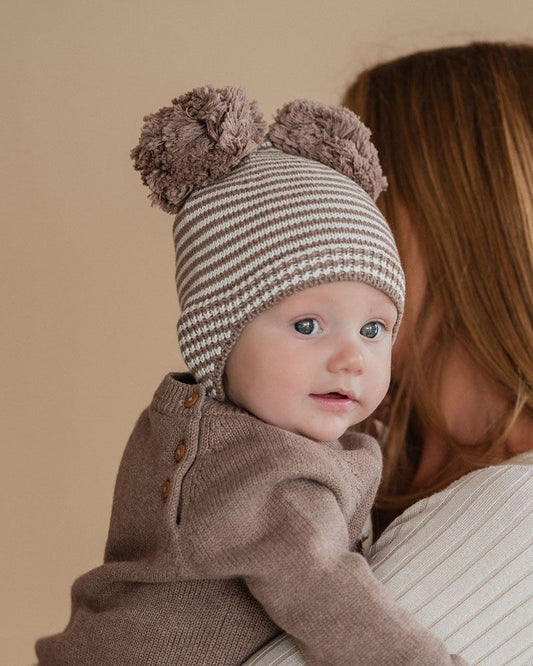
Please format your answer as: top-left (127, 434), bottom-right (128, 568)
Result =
top-left (2, 1), bottom-right (532, 663)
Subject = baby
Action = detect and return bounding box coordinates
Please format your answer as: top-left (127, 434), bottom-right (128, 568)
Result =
top-left (36, 86), bottom-right (405, 665)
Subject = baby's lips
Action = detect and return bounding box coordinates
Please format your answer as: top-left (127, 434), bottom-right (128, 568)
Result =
top-left (311, 391), bottom-right (356, 401)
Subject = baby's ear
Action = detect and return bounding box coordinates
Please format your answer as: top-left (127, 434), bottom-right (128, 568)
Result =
top-left (131, 85), bottom-right (267, 214)
top-left (268, 99), bottom-right (386, 201)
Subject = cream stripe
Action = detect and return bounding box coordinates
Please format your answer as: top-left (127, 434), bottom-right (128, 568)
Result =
top-left (177, 186), bottom-right (380, 248)
top-left (177, 234), bottom-right (396, 303)
top-left (185, 143), bottom-right (353, 194)
top-left (182, 172), bottom-right (375, 224)
top-left (180, 273), bottom-right (395, 349)
top-left (176, 207), bottom-right (393, 286)
top-left (175, 170), bottom-right (375, 246)
top-left (175, 191), bottom-right (384, 266)
top-left (176, 195), bottom-right (388, 259)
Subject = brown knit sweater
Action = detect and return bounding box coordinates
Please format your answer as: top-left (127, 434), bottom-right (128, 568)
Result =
top-left (35, 373), bottom-right (466, 665)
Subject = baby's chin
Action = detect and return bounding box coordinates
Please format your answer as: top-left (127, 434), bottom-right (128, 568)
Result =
top-left (294, 424), bottom-right (347, 443)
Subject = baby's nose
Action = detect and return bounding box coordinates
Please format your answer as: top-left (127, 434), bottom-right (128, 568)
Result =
top-left (327, 341), bottom-right (365, 375)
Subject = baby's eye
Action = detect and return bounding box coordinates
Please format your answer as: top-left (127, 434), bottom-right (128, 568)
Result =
top-left (360, 321), bottom-right (384, 339)
top-left (293, 318), bottom-right (322, 336)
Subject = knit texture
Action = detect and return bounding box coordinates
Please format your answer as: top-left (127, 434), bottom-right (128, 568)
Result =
top-left (131, 86), bottom-right (405, 399)
top-left (35, 374), bottom-right (379, 665)
top-left (36, 374), bottom-right (468, 666)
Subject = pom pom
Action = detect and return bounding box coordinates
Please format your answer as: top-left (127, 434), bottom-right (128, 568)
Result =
top-left (131, 86), bottom-right (267, 214)
top-left (268, 99), bottom-right (386, 201)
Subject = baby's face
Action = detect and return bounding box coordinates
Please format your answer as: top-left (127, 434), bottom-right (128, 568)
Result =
top-left (224, 281), bottom-right (397, 442)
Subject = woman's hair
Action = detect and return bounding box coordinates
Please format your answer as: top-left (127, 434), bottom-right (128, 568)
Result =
top-left (343, 42), bottom-right (533, 508)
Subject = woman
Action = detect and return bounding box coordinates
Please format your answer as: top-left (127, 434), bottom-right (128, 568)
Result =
top-left (246, 42), bottom-right (533, 666)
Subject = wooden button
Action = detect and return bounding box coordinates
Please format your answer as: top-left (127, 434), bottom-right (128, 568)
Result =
top-left (174, 442), bottom-right (187, 462)
top-left (162, 479), bottom-right (171, 501)
top-left (184, 393), bottom-right (199, 408)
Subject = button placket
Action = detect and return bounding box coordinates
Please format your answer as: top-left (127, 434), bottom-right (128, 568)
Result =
top-left (174, 442), bottom-right (187, 462)
top-left (161, 479), bottom-right (171, 501)
top-left (163, 390), bottom-right (198, 506)
top-left (184, 393), bottom-right (199, 408)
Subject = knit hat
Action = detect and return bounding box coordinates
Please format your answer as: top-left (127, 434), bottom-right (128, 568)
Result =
top-left (132, 85), bottom-right (405, 400)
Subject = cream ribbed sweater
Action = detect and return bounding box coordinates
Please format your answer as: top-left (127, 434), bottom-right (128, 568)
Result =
top-left (244, 452), bottom-right (533, 666)
top-left (35, 373), bottom-right (466, 665)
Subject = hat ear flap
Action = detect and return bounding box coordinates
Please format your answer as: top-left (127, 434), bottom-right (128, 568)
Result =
top-left (268, 99), bottom-right (386, 201)
top-left (131, 86), bottom-right (267, 214)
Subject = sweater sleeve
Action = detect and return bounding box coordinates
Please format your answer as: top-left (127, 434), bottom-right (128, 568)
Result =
top-left (179, 420), bottom-right (466, 665)
top-left (241, 462), bottom-right (533, 666)
top-left (244, 484), bottom-right (467, 666)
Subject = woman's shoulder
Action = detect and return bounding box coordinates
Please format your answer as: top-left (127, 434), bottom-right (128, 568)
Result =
top-left (370, 450), bottom-right (533, 559)
top-left (369, 451), bottom-right (533, 566)
top-left (241, 455), bottom-right (533, 666)
top-left (368, 451), bottom-right (533, 665)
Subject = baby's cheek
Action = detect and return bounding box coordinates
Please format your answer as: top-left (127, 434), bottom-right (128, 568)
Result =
top-left (375, 370), bottom-right (392, 406)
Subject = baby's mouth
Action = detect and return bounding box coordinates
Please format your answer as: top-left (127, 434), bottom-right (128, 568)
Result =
top-left (309, 391), bottom-right (357, 409)
top-left (311, 391), bottom-right (355, 400)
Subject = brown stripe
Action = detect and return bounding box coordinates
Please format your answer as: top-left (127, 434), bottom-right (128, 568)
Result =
top-left (176, 192), bottom-right (386, 261)
top-left (178, 168), bottom-right (374, 230)
top-left (175, 200), bottom-right (393, 280)
top-left (181, 162), bottom-right (362, 218)
top-left (176, 215), bottom-right (397, 287)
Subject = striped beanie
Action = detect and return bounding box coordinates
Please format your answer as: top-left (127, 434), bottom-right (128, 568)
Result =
top-left (132, 85), bottom-right (405, 400)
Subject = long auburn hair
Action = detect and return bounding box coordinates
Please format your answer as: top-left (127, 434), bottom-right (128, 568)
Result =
top-left (343, 42), bottom-right (533, 509)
